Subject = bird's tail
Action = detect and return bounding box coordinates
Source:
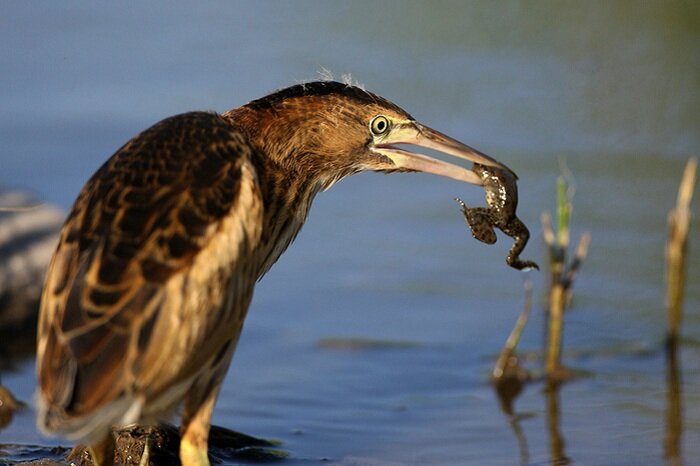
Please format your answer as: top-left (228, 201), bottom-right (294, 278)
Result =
top-left (36, 391), bottom-right (143, 444)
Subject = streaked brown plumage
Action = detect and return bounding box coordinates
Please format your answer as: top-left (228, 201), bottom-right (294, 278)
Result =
top-left (36, 81), bottom-right (510, 465)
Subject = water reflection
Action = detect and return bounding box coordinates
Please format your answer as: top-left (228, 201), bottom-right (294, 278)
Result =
top-left (493, 373), bottom-right (530, 466)
top-left (544, 381), bottom-right (570, 466)
top-left (490, 339), bottom-right (691, 466)
top-left (493, 369), bottom-right (571, 466)
top-left (664, 341), bottom-right (683, 466)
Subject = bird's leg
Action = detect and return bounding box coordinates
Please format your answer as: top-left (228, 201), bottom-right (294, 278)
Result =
top-left (88, 433), bottom-right (115, 466)
top-left (179, 346), bottom-right (234, 466)
top-left (180, 387), bottom-right (218, 466)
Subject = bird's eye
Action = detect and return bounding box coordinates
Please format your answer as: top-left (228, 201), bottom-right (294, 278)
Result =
top-left (369, 115), bottom-right (391, 136)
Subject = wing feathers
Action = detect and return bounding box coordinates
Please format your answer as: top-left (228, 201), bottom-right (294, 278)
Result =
top-left (37, 112), bottom-right (261, 430)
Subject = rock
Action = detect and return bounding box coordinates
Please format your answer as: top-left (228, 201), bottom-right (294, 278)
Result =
top-left (62, 423), bottom-right (286, 465)
top-left (0, 384), bottom-right (26, 430)
top-left (0, 190), bottom-right (63, 366)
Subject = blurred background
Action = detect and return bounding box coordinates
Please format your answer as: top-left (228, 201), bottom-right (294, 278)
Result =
top-left (1, 1), bottom-right (698, 465)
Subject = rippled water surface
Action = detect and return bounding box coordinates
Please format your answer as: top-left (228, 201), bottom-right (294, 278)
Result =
top-left (1, 2), bottom-right (699, 465)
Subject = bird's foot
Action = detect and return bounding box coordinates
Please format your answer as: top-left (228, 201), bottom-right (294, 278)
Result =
top-left (180, 437), bottom-right (210, 466)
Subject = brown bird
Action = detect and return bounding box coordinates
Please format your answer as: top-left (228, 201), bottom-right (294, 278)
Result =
top-left (36, 81), bottom-right (509, 465)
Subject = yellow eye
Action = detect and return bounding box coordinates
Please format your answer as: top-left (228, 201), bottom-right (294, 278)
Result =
top-left (369, 115), bottom-right (390, 136)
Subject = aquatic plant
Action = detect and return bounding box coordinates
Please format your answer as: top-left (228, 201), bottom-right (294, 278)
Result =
top-left (541, 175), bottom-right (590, 382)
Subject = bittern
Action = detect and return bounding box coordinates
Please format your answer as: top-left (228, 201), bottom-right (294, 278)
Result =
top-left (36, 81), bottom-right (509, 465)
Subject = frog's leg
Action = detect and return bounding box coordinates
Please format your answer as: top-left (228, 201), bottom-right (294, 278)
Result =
top-left (468, 208), bottom-right (498, 244)
top-left (500, 217), bottom-right (539, 270)
top-left (454, 198), bottom-right (497, 244)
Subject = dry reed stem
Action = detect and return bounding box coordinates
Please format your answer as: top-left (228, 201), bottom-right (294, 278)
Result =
top-left (666, 157), bottom-right (697, 345)
top-left (545, 283), bottom-right (566, 376)
top-left (492, 280), bottom-right (533, 380)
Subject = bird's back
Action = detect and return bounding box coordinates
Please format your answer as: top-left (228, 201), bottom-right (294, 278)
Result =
top-left (36, 111), bottom-right (265, 441)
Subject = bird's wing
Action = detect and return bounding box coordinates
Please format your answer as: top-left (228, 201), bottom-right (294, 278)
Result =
top-left (37, 112), bottom-right (263, 425)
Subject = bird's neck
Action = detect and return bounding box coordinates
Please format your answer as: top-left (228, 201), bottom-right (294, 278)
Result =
top-left (254, 154), bottom-right (324, 277)
top-left (224, 108), bottom-right (327, 278)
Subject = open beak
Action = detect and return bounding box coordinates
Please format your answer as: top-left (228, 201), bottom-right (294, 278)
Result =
top-left (372, 121), bottom-right (514, 185)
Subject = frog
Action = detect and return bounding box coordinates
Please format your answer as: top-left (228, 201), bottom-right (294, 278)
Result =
top-left (455, 163), bottom-right (539, 271)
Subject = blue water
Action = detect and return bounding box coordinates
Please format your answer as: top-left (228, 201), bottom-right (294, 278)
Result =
top-left (2, 2), bottom-right (699, 465)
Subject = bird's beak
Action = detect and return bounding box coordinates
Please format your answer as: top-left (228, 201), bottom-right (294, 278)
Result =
top-left (372, 121), bottom-right (513, 185)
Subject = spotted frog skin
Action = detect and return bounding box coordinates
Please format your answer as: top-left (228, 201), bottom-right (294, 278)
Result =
top-left (456, 163), bottom-right (538, 270)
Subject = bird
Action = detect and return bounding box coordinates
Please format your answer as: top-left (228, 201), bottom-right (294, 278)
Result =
top-left (36, 80), bottom-right (510, 466)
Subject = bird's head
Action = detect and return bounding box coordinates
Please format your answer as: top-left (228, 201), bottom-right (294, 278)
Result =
top-left (227, 81), bottom-right (511, 191)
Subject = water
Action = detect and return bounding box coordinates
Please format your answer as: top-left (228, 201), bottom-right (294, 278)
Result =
top-left (1, 1), bottom-right (699, 464)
